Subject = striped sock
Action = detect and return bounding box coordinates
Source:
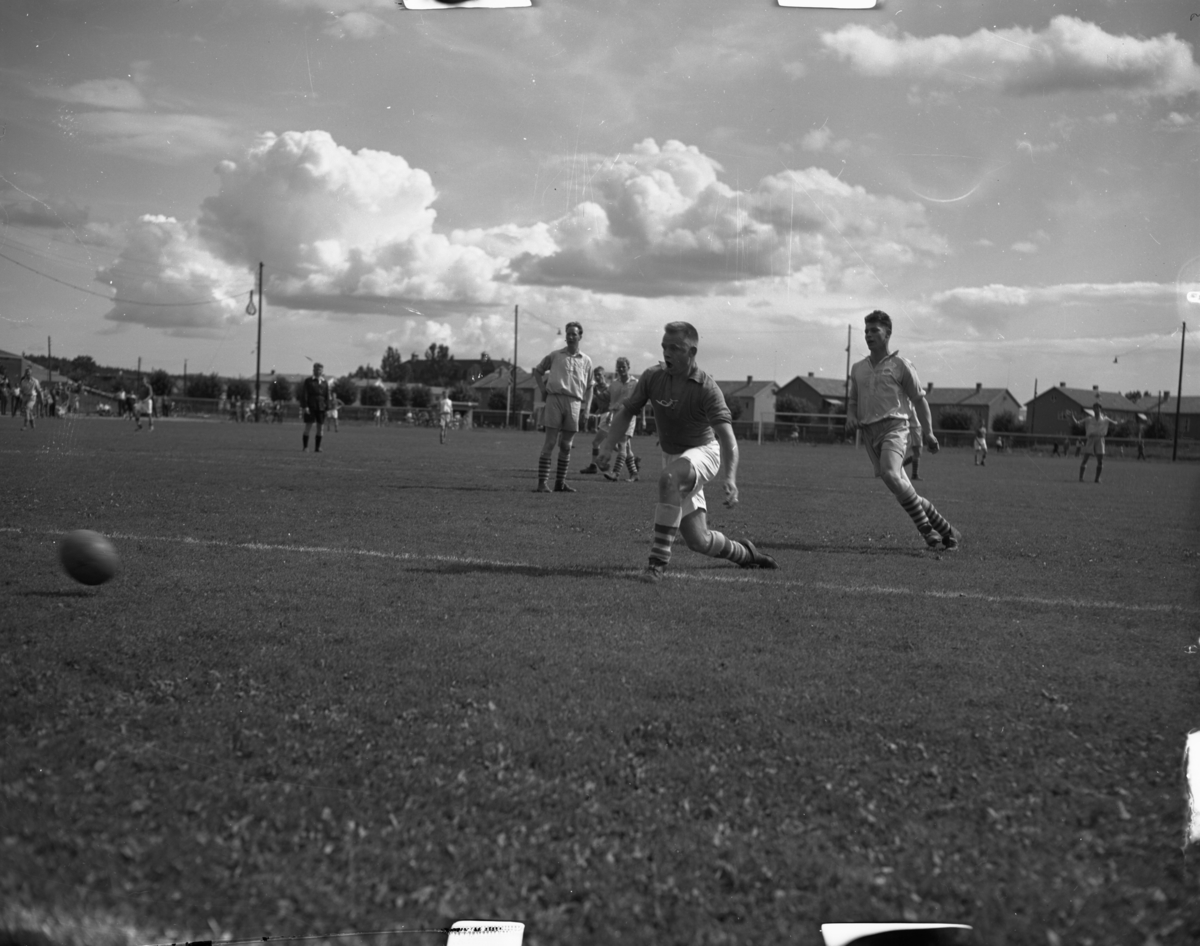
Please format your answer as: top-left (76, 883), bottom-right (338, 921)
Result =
top-left (555, 450), bottom-right (571, 486)
top-left (920, 497), bottom-right (951, 536)
top-left (537, 455), bottom-right (551, 486)
top-left (650, 503), bottom-right (682, 566)
top-left (611, 454), bottom-right (626, 478)
top-left (629, 454), bottom-right (640, 476)
top-left (896, 483), bottom-right (933, 534)
top-left (706, 531), bottom-right (750, 565)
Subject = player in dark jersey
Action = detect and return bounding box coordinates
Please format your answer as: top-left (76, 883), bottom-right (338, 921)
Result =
top-left (600, 322), bottom-right (777, 583)
top-left (299, 363), bottom-right (332, 452)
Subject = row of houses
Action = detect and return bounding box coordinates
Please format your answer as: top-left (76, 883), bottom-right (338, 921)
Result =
top-left (6, 347), bottom-right (1198, 439)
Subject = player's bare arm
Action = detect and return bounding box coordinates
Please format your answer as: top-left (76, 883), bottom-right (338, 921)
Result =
top-left (916, 397), bottom-right (939, 452)
top-left (714, 421), bottom-right (740, 508)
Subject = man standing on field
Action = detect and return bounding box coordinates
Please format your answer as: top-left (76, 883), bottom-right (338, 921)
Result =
top-left (531, 321), bottom-right (593, 493)
top-left (846, 310), bottom-right (960, 551)
top-left (599, 322), bottom-right (778, 582)
top-left (18, 369), bottom-right (42, 430)
top-left (1071, 402), bottom-right (1117, 483)
top-left (299, 362), bottom-right (332, 452)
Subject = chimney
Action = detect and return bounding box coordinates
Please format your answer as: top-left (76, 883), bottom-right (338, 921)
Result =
top-left (1163, 390), bottom-right (1170, 400)
top-left (975, 382), bottom-right (982, 393)
top-left (807, 371), bottom-right (813, 377)
top-left (1059, 382), bottom-right (1066, 388)
top-left (747, 375), bottom-right (753, 384)
top-left (926, 382), bottom-right (933, 393)
top-left (1092, 384), bottom-right (1099, 396)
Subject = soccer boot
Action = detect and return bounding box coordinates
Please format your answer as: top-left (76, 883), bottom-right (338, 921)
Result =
top-left (579, 463), bottom-right (599, 474)
top-left (553, 482), bottom-right (577, 492)
top-left (740, 540), bottom-right (779, 569)
top-left (941, 527), bottom-right (962, 552)
top-left (642, 562), bottom-right (666, 583)
top-left (534, 483), bottom-right (552, 493)
top-left (921, 529), bottom-right (942, 549)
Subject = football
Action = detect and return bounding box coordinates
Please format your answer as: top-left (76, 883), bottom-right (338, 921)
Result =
top-left (59, 530), bottom-right (120, 586)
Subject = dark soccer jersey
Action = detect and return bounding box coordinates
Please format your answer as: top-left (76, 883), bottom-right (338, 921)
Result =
top-left (624, 364), bottom-right (732, 456)
top-left (300, 376), bottom-right (332, 412)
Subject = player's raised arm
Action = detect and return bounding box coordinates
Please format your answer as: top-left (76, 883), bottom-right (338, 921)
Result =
top-left (846, 375), bottom-right (860, 432)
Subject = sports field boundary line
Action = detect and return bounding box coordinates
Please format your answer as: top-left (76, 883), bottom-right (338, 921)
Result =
top-left (6, 526), bottom-right (1194, 616)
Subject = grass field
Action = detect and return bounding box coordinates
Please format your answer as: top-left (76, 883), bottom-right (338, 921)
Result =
top-left (3, 415), bottom-right (1199, 946)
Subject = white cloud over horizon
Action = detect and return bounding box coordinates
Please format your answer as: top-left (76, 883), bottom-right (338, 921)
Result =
top-left (821, 16), bottom-right (1200, 99)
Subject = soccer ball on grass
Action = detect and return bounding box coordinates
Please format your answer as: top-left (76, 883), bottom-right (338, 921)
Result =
top-left (59, 530), bottom-right (120, 586)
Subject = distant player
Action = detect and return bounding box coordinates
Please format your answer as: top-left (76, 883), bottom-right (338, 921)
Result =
top-left (531, 321), bottom-right (593, 493)
top-left (134, 377), bottom-right (155, 431)
top-left (439, 391), bottom-right (454, 444)
top-left (299, 362), bottom-right (332, 452)
top-left (599, 321), bottom-right (777, 582)
top-left (846, 310), bottom-right (960, 551)
top-left (328, 394), bottom-right (342, 432)
top-left (603, 356), bottom-right (641, 482)
top-left (580, 366), bottom-right (611, 474)
top-left (1071, 402), bottom-right (1117, 483)
top-left (18, 369), bottom-right (42, 430)
top-left (973, 425), bottom-right (987, 466)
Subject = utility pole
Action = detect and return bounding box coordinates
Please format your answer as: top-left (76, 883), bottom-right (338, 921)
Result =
top-left (1173, 321), bottom-right (1186, 461)
top-left (48, 336), bottom-right (52, 384)
top-left (1030, 378), bottom-right (1037, 446)
top-left (843, 324), bottom-right (851, 427)
top-left (254, 262), bottom-right (264, 421)
top-left (508, 304), bottom-right (519, 428)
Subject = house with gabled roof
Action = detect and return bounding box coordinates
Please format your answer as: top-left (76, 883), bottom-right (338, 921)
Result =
top-left (1024, 384), bottom-right (1141, 436)
top-left (716, 376), bottom-right (777, 424)
top-left (776, 373), bottom-right (848, 415)
top-left (1143, 393), bottom-right (1200, 440)
top-left (924, 382), bottom-right (1022, 431)
top-left (471, 366), bottom-right (538, 413)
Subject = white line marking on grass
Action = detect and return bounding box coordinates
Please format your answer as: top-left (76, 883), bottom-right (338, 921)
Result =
top-left (5, 526), bottom-right (1192, 614)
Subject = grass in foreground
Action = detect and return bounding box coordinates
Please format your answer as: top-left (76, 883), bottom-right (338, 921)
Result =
top-left (2, 417), bottom-right (1199, 946)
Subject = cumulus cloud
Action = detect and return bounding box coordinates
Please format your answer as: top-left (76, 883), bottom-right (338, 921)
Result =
top-left (932, 281), bottom-right (1172, 309)
top-left (511, 138), bottom-right (947, 297)
top-left (821, 16), bottom-right (1200, 99)
top-left (97, 215), bottom-right (252, 336)
top-left (196, 130), bottom-right (523, 309)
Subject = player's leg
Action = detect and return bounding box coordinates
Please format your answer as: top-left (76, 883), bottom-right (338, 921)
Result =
top-left (581, 427), bottom-right (606, 473)
top-left (314, 419), bottom-right (325, 452)
top-left (874, 425), bottom-right (953, 548)
top-left (909, 441), bottom-right (922, 480)
top-left (1079, 450), bottom-right (1089, 480)
top-left (642, 453), bottom-right (692, 580)
top-left (1094, 444), bottom-right (1104, 483)
top-left (302, 418), bottom-right (313, 450)
top-left (553, 429), bottom-right (578, 491)
top-left (536, 425), bottom-right (558, 491)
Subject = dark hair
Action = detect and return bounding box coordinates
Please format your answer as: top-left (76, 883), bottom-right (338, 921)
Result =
top-left (664, 321), bottom-right (699, 345)
top-left (616, 356), bottom-right (630, 370)
top-left (565, 321), bottom-right (583, 336)
top-left (864, 310), bottom-right (892, 335)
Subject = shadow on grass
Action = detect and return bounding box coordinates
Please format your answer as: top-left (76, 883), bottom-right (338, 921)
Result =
top-left (16, 588), bottom-right (101, 598)
top-left (410, 560), bottom-right (643, 580)
top-left (767, 540), bottom-right (931, 557)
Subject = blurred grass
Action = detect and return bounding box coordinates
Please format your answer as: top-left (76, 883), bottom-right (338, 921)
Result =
top-left (2, 416), bottom-right (1199, 946)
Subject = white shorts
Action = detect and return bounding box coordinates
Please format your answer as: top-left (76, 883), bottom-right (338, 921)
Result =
top-left (861, 417), bottom-right (910, 478)
top-left (1084, 436), bottom-right (1104, 457)
top-left (140, 398), bottom-right (153, 415)
top-left (662, 439), bottom-right (721, 517)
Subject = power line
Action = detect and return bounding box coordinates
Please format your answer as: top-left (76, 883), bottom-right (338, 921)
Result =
top-left (0, 248), bottom-right (253, 308)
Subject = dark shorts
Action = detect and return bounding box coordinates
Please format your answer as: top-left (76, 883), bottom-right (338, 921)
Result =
top-left (303, 409), bottom-right (327, 425)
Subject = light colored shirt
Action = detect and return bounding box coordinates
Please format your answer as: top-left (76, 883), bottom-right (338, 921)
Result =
top-left (535, 347), bottom-right (593, 400)
top-left (848, 352), bottom-right (924, 426)
top-left (1083, 416), bottom-right (1113, 439)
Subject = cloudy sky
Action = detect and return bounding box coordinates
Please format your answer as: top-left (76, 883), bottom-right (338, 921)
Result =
top-left (1, 0), bottom-right (1198, 400)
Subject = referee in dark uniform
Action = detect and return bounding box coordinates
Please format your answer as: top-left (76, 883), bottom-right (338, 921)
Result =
top-left (299, 362), bottom-right (332, 452)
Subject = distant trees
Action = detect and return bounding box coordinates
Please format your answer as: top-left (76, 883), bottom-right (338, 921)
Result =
top-left (449, 380), bottom-right (477, 403)
top-left (225, 378), bottom-right (253, 401)
top-left (775, 394), bottom-right (803, 438)
top-left (186, 373), bottom-right (223, 399)
top-left (991, 410), bottom-right (1024, 433)
top-left (390, 384), bottom-right (410, 408)
top-left (409, 384), bottom-right (432, 409)
top-left (269, 375), bottom-right (293, 402)
top-left (147, 369), bottom-right (174, 397)
top-left (381, 346), bottom-right (410, 383)
top-left (938, 409), bottom-right (975, 431)
top-left (332, 376), bottom-right (358, 406)
top-left (352, 364), bottom-right (382, 380)
top-left (360, 384), bottom-right (388, 407)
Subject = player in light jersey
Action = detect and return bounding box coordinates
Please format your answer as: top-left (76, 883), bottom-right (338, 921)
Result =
top-left (602, 356), bottom-right (641, 482)
top-left (847, 310), bottom-right (960, 551)
top-left (134, 376), bottom-right (154, 431)
top-left (439, 391), bottom-right (454, 444)
top-left (973, 425), bottom-right (987, 466)
top-left (1071, 402), bottom-right (1117, 483)
top-left (18, 369), bottom-right (42, 430)
top-left (579, 366), bottom-right (611, 473)
top-left (599, 322), bottom-right (777, 582)
top-left (531, 322), bottom-right (593, 493)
